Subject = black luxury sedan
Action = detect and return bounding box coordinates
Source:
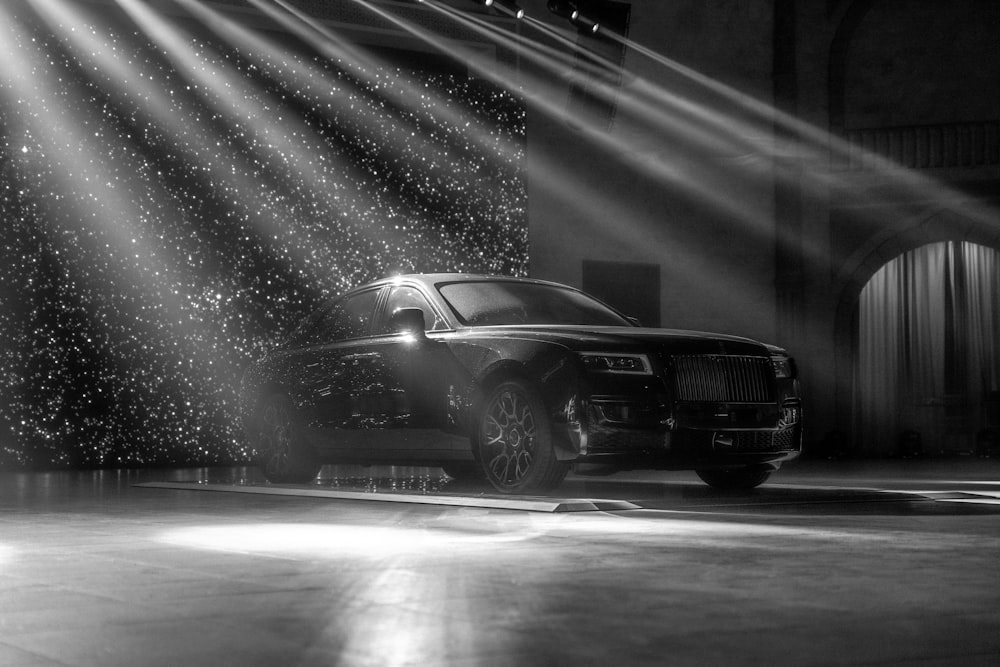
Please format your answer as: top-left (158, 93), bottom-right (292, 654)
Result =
top-left (240, 274), bottom-right (802, 493)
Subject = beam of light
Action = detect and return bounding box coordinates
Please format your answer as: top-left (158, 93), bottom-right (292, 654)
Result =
top-left (0, 4), bottom-right (226, 366)
top-left (418, 4), bottom-right (781, 231)
top-left (406, 0), bottom-right (1000, 361)
top-left (30, 0), bottom-right (514, 299)
top-left (245, 0), bottom-right (524, 191)
top-left (110, 0), bottom-right (373, 255)
top-left (521, 26), bottom-right (784, 168)
top-left (932, 481), bottom-right (1000, 488)
top-left (0, 0), bottom-right (531, 468)
top-left (599, 30), bottom-right (997, 438)
top-left (188, 0), bottom-right (777, 325)
top-left (354, 0), bottom-right (782, 317)
top-left (128, 0), bottom-right (527, 280)
top-left (519, 18), bottom-right (826, 270)
top-left (0, 2), bottom-right (312, 463)
top-left (381, 5), bottom-right (814, 333)
top-left (28, 0), bottom-right (328, 286)
top-left (179, 0), bottom-right (482, 219)
top-left (247, 0), bottom-right (992, 452)
top-left (20, 0), bottom-right (323, 308)
top-left (28, 0), bottom-right (526, 289)
top-left (385, 0), bottom-right (787, 266)
top-left (349, 0), bottom-right (1000, 453)
top-left (448, 0), bottom-right (1000, 270)
top-left (610, 31), bottom-right (1000, 252)
top-left (160, 2), bottom-right (428, 271)
top-left (236, 0), bottom-right (532, 273)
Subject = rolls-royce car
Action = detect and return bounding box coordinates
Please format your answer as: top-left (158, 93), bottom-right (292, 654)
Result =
top-left (240, 274), bottom-right (802, 493)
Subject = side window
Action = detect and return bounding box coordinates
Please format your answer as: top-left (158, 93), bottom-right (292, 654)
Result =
top-left (306, 288), bottom-right (381, 344)
top-left (380, 285), bottom-right (444, 334)
top-left (284, 303), bottom-right (333, 348)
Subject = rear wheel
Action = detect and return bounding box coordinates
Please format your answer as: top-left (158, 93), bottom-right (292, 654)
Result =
top-left (476, 380), bottom-right (568, 494)
top-left (255, 394), bottom-right (320, 484)
top-left (696, 466), bottom-right (772, 490)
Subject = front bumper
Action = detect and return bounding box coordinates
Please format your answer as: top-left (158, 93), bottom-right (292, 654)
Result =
top-left (558, 393), bottom-right (803, 470)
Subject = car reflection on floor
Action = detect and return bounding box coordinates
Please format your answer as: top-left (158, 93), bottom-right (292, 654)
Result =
top-left (163, 463), bottom-right (1000, 517)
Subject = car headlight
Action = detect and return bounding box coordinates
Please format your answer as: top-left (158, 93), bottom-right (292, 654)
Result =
top-left (771, 355), bottom-right (796, 379)
top-left (579, 352), bottom-right (653, 375)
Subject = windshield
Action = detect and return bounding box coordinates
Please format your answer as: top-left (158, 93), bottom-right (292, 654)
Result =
top-left (438, 281), bottom-right (632, 327)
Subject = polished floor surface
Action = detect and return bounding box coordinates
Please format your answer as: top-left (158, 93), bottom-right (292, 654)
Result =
top-left (2, 459), bottom-right (1000, 666)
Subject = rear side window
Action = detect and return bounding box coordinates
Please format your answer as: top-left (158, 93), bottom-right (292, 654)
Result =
top-left (300, 288), bottom-right (381, 345)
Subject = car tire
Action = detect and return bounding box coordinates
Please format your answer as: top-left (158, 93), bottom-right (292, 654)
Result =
top-left (254, 393), bottom-right (321, 484)
top-left (476, 379), bottom-right (569, 494)
top-left (696, 466), bottom-right (772, 490)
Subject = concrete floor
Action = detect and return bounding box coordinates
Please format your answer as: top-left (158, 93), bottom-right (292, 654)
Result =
top-left (1, 459), bottom-right (999, 666)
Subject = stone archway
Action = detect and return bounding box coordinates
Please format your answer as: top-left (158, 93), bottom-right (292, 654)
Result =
top-left (832, 209), bottom-right (1000, 454)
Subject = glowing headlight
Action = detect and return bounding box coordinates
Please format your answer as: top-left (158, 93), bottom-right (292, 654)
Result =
top-left (580, 352), bottom-right (653, 375)
top-left (771, 355), bottom-right (796, 379)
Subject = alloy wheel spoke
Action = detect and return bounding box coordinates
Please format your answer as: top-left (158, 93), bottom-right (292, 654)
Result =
top-left (482, 387), bottom-right (539, 488)
top-left (489, 452), bottom-right (512, 483)
top-left (514, 450), bottom-right (532, 478)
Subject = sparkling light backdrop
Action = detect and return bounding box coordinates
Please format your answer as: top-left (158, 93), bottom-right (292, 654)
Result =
top-left (0, 8), bottom-right (526, 469)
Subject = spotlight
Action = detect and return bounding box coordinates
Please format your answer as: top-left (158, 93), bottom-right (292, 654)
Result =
top-left (547, 0), bottom-right (577, 19)
top-left (547, 0), bottom-right (599, 33)
top-left (483, 0), bottom-right (524, 19)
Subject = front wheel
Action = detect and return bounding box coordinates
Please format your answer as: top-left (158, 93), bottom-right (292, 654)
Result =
top-left (696, 467), bottom-right (772, 490)
top-left (254, 394), bottom-right (321, 484)
top-left (476, 380), bottom-right (568, 494)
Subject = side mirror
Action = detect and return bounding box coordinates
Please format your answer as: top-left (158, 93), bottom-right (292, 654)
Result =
top-left (389, 307), bottom-right (427, 337)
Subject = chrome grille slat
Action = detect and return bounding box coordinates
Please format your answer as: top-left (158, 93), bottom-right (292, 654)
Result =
top-left (671, 355), bottom-right (774, 403)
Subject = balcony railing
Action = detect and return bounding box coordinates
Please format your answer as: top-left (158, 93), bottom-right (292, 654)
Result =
top-left (840, 121), bottom-right (1000, 171)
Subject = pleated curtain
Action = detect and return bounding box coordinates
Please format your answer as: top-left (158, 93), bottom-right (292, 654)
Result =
top-left (854, 242), bottom-right (1000, 455)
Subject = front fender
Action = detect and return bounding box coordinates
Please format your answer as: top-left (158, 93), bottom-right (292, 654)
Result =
top-left (443, 335), bottom-right (585, 459)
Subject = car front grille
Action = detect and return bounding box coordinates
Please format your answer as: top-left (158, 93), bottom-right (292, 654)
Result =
top-left (586, 424), bottom-right (669, 454)
top-left (728, 428), bottom-right (799, 452)
top-left (671, 355), bottom-right (774, 403)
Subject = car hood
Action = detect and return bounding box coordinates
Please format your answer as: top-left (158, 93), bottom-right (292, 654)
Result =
top-left (448, 325), bottom-right (782, 356)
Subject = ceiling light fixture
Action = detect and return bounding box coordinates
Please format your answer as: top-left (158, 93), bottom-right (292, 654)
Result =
top-left (484, 0), bottom-right (525, 19)
top-left (547, 0), bottom-right (600, 33)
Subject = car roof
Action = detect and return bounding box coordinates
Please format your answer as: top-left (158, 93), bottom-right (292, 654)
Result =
top-left (360, 273), bottom-right (570, 292)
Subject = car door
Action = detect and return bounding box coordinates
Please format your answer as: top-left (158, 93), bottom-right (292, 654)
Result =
top-left (363, 283), bottom-right (471, 454)
top-left (278, 287), bottom-right (385, 452)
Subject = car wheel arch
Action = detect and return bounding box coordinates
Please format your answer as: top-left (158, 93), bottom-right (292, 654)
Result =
top-left (467, 361), bottom-right (580, 461)
top-left (245, 383), bottom-right (298, 437)
top-left (467, 362), bottom-right (535, 441)
top-left (469, 374), bottom-right (571, 493)
top-left (253, 392), bottom-right (321, 484)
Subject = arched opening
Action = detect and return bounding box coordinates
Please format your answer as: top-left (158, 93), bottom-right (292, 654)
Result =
top-left (854, 241), bottom-right (1000, 456)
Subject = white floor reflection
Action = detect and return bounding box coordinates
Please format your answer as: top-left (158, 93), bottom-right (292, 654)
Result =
top-left (156, 521), bottom-right (540, 559)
